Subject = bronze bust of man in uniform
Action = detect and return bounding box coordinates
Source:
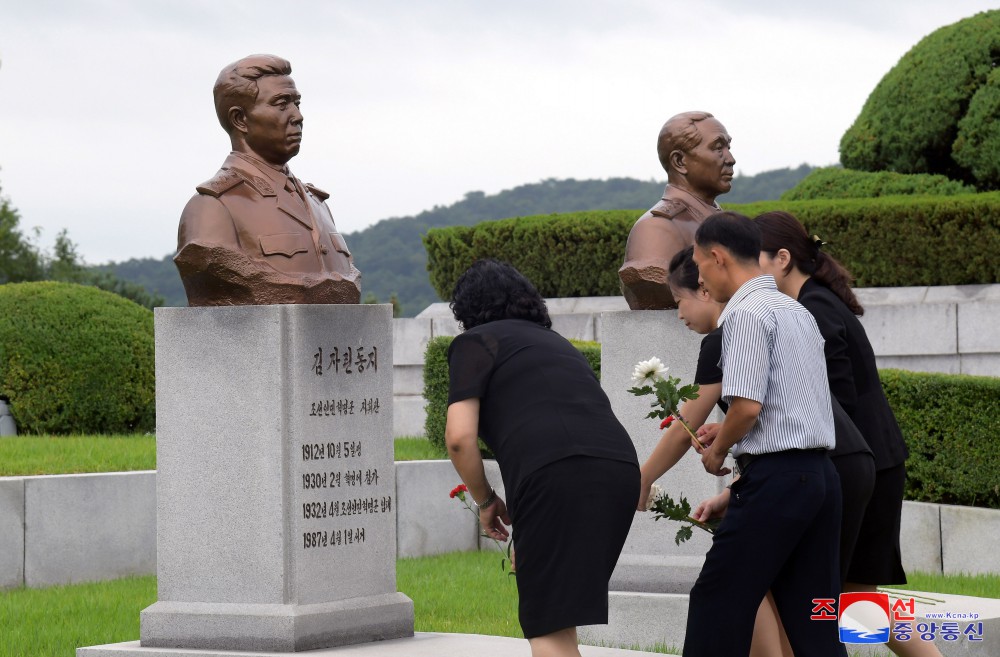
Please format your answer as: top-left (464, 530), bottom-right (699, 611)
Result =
top-left (619, 111), bottom-right (735, 309)
top-left (175, 54), bottom-right (361, 306)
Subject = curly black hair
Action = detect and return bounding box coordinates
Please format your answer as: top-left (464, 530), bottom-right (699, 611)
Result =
top-left (450, 259), bottom-right (552, 330)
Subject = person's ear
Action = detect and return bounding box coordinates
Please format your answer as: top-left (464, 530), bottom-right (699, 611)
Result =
top-left (670, 149), bottom-right (687, 174)
top-left (228, 106), bottom-right (248, 135)
top-left (777, 248), bottom-right (792, 268)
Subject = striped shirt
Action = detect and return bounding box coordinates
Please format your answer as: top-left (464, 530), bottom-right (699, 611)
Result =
top-left (718, 275), bottom-right (835, 457)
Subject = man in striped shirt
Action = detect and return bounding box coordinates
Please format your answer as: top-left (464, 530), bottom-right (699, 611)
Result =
top-left (683, 212), bottom-right (845, 656)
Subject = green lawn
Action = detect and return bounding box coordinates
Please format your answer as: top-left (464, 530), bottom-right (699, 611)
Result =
top-left (0, 435), bottom-right (156, 476)
top-left (0, 435), bottom-right (445, 476)
top-left (3, 554), bottom-right (997, 657)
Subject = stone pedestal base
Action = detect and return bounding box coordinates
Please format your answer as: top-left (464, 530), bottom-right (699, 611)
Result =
top-left (599, 311), bottom-right (732, 592)
top-left (141, 593), bottom-right (414, 652)
top-left (125, 305), bottom-right (412, 653)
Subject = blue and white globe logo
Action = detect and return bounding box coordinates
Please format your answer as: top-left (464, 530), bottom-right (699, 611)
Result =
top-left (839, 593), bottom-right (891, 644)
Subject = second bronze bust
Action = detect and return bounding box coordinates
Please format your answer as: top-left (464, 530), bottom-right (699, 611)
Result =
top-left (175, 54), bottom-right (361, 306)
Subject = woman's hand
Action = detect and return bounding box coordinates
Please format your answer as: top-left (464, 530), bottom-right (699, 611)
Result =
top-left (691, 489), bottom-right (730, 523)
top-left (696, 422), bottom-right (722, 447)
top-left (637, 467), bottom-right (655, 511)
top-left (480, 496), bottom-right (511, 542)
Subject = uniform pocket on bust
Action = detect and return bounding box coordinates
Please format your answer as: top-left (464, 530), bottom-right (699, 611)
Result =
top-left (329, 232), bottom-right (351, 256)
top-left (260, 233), bottom-right (311, 258)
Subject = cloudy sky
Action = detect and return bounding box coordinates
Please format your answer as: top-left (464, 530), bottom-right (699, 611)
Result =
top-left (1, 1), bottom-right (996, 264)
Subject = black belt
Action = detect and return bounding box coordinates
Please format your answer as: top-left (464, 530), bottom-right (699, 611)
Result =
top-left (735, 448), bottom-right (826, 475)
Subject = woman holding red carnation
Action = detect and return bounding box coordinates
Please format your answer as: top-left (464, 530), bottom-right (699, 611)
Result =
top-left (445, 259), bottom-right (639, 657)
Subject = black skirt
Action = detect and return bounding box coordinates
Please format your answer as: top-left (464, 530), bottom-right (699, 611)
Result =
top-left (846, 463), bottom-right (908, 585)
top-left (510, 455), bottom-right (639, 639)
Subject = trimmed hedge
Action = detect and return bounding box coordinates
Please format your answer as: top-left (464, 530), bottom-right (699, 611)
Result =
top-left (881, 369), bottom-right (1000, 509)
top-left (0, 282), bottom-right (155, 434)
top-left (422, 335), bottom-right (600, 457)
top-left (840, 10), bottom-right (1000, 187)
top-left (424, 209), bottom-right (641, 301)
top-left (781, 167), bottom-right (977, 201)
top-left (424, 193), bottom-right (1000, 299)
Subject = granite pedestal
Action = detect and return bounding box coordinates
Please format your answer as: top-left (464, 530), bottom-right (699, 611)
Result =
top-left (93, 305), bottom-right (413, 654)
top-left (600, 311), bottom-right (730, 592)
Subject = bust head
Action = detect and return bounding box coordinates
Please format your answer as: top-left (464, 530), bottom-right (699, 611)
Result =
top-left (656, 112), bottom-right (735, 204)
top-left (213, 54), bottom-right (303, 166)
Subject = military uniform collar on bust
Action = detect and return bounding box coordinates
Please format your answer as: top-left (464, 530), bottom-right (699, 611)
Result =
top-left (663, 184), bottom-right (722, 215)
top-left (221, 151), bottom-right (302, 198)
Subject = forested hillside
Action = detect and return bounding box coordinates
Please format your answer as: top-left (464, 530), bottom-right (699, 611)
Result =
top-left (96, 165), bottom-right (814, 314)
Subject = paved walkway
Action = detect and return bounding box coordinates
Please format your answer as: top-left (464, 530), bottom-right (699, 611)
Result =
top-left (77, 632), bottom-right (666, 657)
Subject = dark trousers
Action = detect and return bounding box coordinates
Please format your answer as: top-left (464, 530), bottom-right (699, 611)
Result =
top-left (683, 451), bottom-right (847, 657)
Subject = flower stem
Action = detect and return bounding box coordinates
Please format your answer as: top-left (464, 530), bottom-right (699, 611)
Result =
top-left (676, 412), bottom-right (706, 451)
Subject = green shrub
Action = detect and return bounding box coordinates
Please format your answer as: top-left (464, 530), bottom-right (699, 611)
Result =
top-left (881, 369), bottom-right (1000, 509)
top-left (781, 167), bottom-right (977, 201)
top-left (422, 335), bottom-right (600, 456)
top-left (839, 10), bottom-right (1000, 187)
top-left (0, 282), bottom-right (155, 434)
top-left (424, 210), bottom-right (639, 301)
top-left (424, 194), bottom-right (1000, 299)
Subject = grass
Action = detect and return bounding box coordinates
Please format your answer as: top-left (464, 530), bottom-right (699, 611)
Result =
top-left (394, 436), bottom-right (447, 461)
top-left (398, 551), bottom-right (521, 637)
top-left (892, 570), bottom-right (1000, 598)
top-left (0, 435), bottom-right (445, 476)
top-left (0, 575), bottom-right (157, 657)
top-left (0, 435), bottom-right (156, 476)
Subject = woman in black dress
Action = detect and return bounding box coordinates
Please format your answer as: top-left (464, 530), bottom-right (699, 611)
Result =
top-left (445, 259), bottom-right (640, 657)
top-left (756, 212), bottom-right (937, 657)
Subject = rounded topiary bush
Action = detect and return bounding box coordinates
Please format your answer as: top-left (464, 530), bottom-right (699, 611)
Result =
top-left (839, 10), bottom-right (1000, 187)
top-left (0, 282), bottom-right (155, 434)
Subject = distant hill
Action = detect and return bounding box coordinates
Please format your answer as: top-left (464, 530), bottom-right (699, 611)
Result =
top-left (95, 165), bottom-right (814, 314)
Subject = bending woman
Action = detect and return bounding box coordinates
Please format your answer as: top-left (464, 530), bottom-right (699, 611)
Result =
top-left (756, 211), bottom-right (936, 657)
top-left (445, 259), bottom-right (640, 657)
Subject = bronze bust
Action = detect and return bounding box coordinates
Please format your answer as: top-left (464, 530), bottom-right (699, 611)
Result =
top-left (619, 111), bottom-right (735, 309)
top-left (175, 54), bottom-right (361, 306)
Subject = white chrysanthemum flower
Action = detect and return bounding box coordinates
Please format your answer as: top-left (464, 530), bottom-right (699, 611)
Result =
top-left (631, 357), bottom-right (668, 387)
top-left (646, 483), bottom-right (664, 511)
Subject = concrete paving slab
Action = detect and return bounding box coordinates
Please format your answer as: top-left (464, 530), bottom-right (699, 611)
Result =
top-left (77, 632), bottom-right (665, 657)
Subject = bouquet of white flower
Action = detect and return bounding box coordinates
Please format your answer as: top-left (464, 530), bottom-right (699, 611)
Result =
top-left (629, 357), bottom-right (705, 450)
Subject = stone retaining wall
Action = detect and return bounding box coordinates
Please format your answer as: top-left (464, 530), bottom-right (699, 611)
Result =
top-left (0, 466), bottom-right (996, 589)
top-left (394, 285), bottom-right (1000, 436)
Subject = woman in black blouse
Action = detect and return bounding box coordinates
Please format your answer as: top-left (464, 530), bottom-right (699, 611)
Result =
top-left (756, 212), bottom-right (934, 657)
top-left (445, 259), bottom-right (639, 657)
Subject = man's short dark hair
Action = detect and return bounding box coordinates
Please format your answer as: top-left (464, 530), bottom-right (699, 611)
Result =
top-left (695, 211), bottom-right (761, 263)
top-left (213, 54), bottom-right (292, 134)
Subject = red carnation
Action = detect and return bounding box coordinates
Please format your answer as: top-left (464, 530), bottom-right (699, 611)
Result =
top-left (660, 416), bottom-right (675, 429)
top-left (449, 484), bottom-right (468, 498)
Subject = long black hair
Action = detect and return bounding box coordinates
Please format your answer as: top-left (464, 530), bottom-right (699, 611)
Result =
top-left (668, 245), bottom-right (700, 293)
top-left (450, 259), bottom-right (552, 330)
top-left (755, 211), bottom-right (864, 316)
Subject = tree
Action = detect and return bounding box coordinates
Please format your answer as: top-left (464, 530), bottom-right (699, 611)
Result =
top-left (0, 184), bottom-right (44, 284)
top-left (839, 10), bottom-right (1000, 188)
top-left (0, 177), bottom-right (163, 309)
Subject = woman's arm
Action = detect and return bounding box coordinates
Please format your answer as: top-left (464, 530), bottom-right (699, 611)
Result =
top-left (638, 382), bottom-right (722, 510)
top-left (445, 398), bottom-right (510, 541)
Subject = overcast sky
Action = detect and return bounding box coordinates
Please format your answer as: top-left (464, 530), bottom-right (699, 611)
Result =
top-left (1, 1), bottom-right (996, 264)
